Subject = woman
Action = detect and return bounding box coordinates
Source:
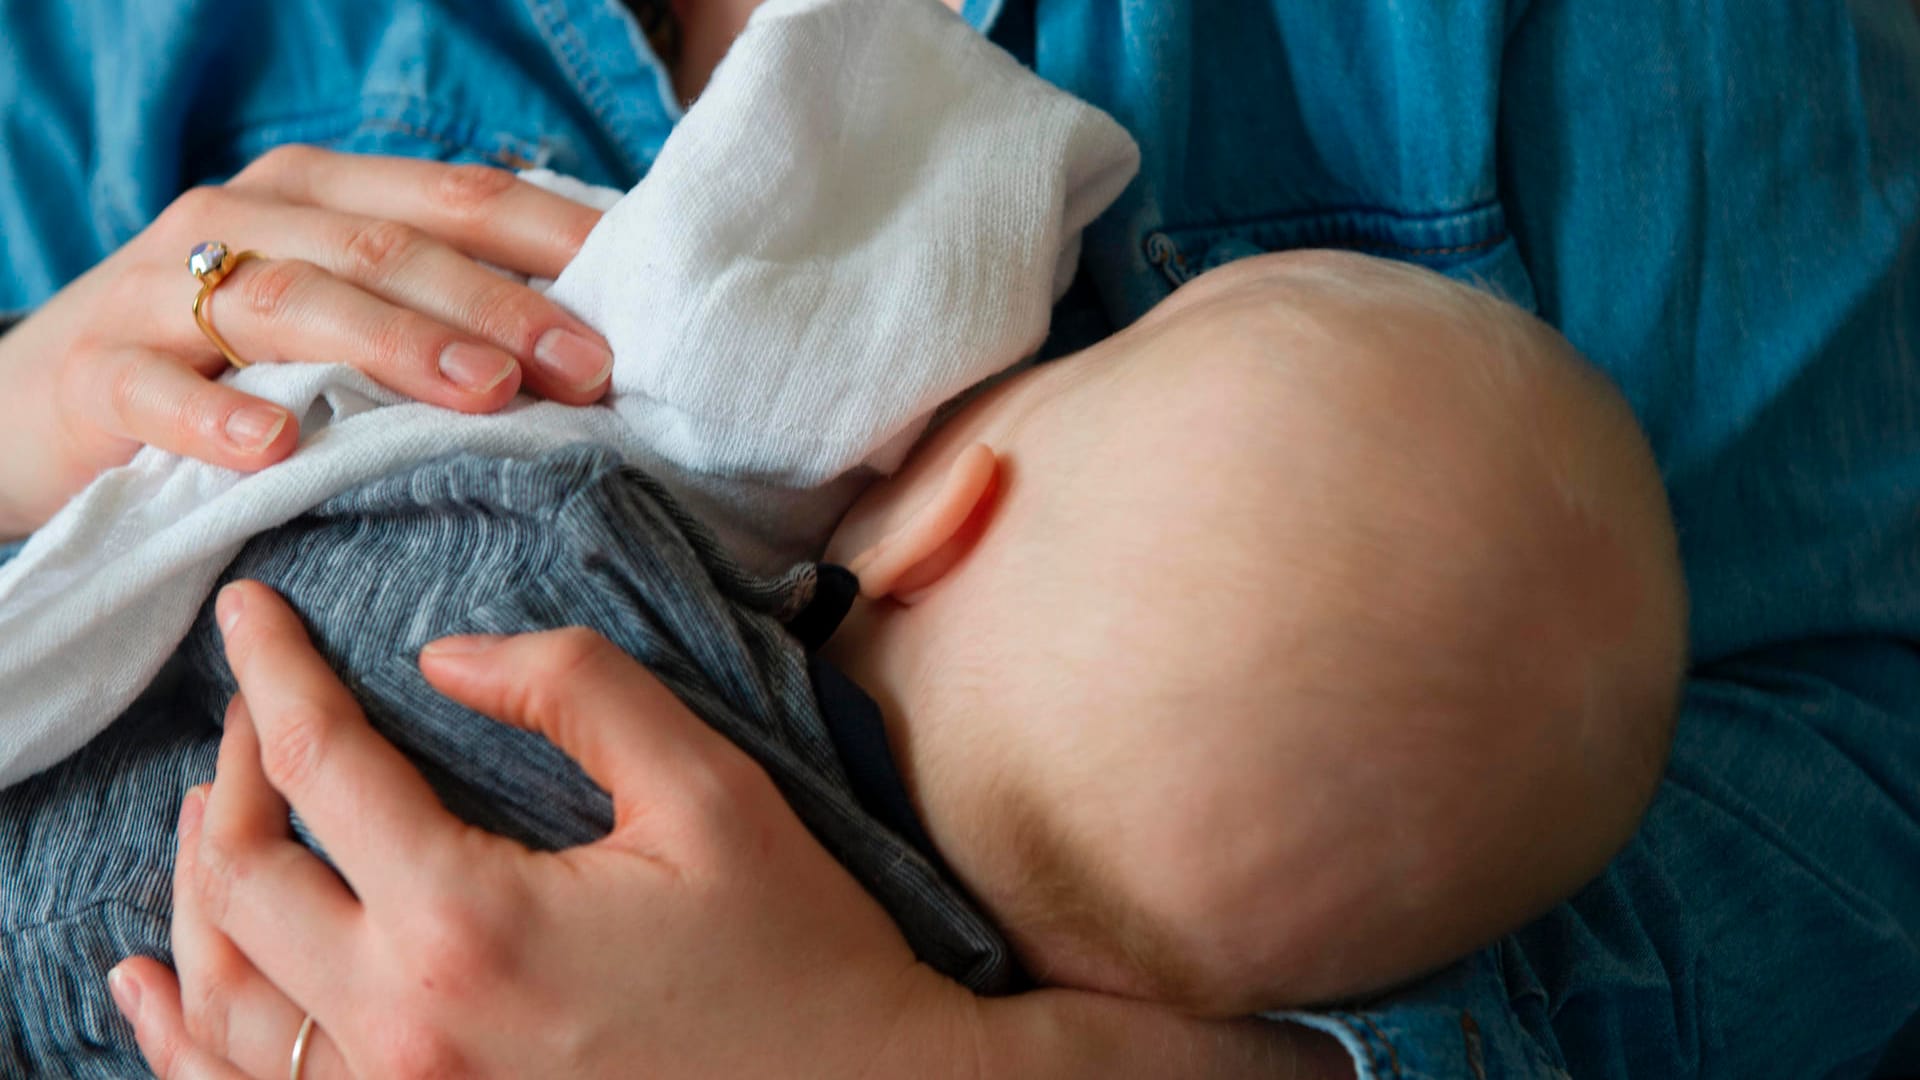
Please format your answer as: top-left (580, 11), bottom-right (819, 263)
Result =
top-left (4, 0), bottom-right (1918, 1076)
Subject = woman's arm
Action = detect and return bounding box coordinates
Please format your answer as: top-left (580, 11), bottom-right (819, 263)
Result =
top-left (0, 149), bottom-right (613, 539)
top-left (108, 582), bottom-right (1351, 1078)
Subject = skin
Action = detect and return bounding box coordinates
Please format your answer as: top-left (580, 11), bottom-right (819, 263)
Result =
top-left (106, 582), bottom-right (1355, 1079)
top-left (0, 148), bottom-right (616, 540)
top-left (820, 251), bottom-right (1685, 1014)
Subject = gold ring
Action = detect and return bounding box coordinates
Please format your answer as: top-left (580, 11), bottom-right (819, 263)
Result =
top-left (187, 241), bottom-right (264, 369)
top-left (289, 1013), bottom-right (318, 1080)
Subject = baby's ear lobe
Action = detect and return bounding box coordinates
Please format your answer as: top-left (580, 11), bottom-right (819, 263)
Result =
top-left (848, 443), bottom-right (999, 603)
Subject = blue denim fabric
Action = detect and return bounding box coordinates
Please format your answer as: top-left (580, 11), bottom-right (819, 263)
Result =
top-left (4, 2), bottom-right (1919, 1076)
top-left (0, 445), bottom-right (1011, 1078)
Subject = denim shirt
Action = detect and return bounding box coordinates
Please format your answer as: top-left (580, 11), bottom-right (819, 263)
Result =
top-left (5, 2), bottom-right (1920, 1077)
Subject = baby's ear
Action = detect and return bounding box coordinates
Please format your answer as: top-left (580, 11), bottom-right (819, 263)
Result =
top-left (848, 443), bottom-right (999, 603)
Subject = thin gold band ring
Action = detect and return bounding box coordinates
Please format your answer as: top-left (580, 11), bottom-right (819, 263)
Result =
top-left (288, 1013), bottom-right (317, 1080)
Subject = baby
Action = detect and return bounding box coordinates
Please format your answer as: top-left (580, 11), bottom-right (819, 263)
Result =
top-left (0, 249), bottom-right (1683, 1073)
top-left (812, 248), bottom-right (1688, 1013)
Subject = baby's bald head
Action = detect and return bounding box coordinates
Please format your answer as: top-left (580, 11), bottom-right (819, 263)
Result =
top-left (826, 251), bottom-right (1686, 1010)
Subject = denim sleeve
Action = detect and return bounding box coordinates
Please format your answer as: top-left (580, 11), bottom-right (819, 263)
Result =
top-left (1268, 946), bottom-right (1559, 1079)
top-left (1271, 637), bottom-right (1920, 1080)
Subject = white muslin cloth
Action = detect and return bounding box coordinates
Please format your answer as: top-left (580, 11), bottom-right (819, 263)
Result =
top-left (0, 0), bottom-right (1137, 789)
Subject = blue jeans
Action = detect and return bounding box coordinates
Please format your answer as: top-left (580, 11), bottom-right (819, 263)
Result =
top-left (0, 446), bottom-right (1011, 1078)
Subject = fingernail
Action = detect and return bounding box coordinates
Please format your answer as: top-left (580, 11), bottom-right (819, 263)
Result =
top-left (216, 583), bottom-right (246, 635)
top-left (439, 342), bottom-right (518, 393)
top-left (533, 328), bottom-right (614, 392)
top-left (108, 963), bottom-right (142, 1018)
top-left (224, 404), bottom-right (288, 452)
top-left (421, 634), bottom-right (506, 658)
top-left (177, 786), bottom-right (207, 839)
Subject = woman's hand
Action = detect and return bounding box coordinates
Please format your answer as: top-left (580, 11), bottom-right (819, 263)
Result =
top-left (0, 147), bottom-right (614, 538)
top-left (110, 581), bottom-right (1352, 1078)
top-left (110, 581), bottom-right (985, 1079)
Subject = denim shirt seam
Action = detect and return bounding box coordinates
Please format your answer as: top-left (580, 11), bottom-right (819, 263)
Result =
top-left (1154, 200), bottom-right (1510, 251)
top-left (523, 0), bottom-right (678, 179)
top-left (527, 0), bottom-right (639, 173)
top-left (184, 95), bottom-right (548, 171)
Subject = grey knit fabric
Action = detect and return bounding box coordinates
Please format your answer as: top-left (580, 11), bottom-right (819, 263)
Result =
top-left (0, 444), bottom-right (1013, 1079)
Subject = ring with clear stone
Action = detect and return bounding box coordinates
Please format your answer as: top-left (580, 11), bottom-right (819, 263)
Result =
top-left (186, 240), bottom-right (266, 369)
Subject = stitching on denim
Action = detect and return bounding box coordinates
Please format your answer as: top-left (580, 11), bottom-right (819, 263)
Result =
top-left (1165, 198), bottom-right (1508, 236)
top-left (1156, 199), bottom-right (1511, 265)
top-left (528, 0), bottom-right (645, 177)
top-left (355, 118), bottom-right (535, 168)
top-left (1357, 1014), bottom-right (1405, 1079)
top-left (193, 95), bottom-right (444, 150)
top-left (187, 97), bottom-right (534, 170)
top-left (357, 119), bottom-right (471, 155)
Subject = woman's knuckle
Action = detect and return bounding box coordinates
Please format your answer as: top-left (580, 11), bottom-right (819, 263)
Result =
top-left (239, 258), bottom-right (314, 320)
top-left (680, 755), bottom-right (770, 847)
top-left (510, 628), bottom-right (605, 709)
top-left (380, 1019), bottom-right (464, 1080)
top-left (366, 310), bottom-right (442, 371)
top-left (189, 839), bottom-right (242, 926)
top-left (154, 185), bottom-right (221, 237)
top-left (147, 190), bottom-right (217, 247)
top-left (101, 349), bottom-right (152, 431)
top-left (712, 753), bottom-right (772, 809)
top-left (343, 219), bottom-right (424, 281)
top-left (468, 283), bottom-right (548, 350)
top-left (139, 1023), bottom-right (189, 1079)
top-left (100, 266), bottom-right (158, 326)
top-left (242, 143), bottom-right (316, 184)
top-left (545, 627), bottom-right (613, 674)
top-left (406, 897), bottom-right (513, 988)
top-left (258, 701), bottom-right (329, 791)
top-left (181, 963), bottom-right (240, 1056)
top-left (434, 164), bottom-right (517, 218)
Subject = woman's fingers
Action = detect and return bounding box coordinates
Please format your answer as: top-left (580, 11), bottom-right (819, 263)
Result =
top-left (418, 628), bottom-right (766, 850)
top-left (57, 346), bottom-right (299, 471)
top-left (216, 581), bottom-right (459, 906)
top-left (230, 145), bottom-right (603, 280)
top-left (196, 256), bottom-right (525, 412)
top-left (109, 957), bottom-right (255, 1080)
top-left (148, 196), bottom-right (613, 404)
top-left (167, 763), bottom-right (355, 1079)
top-left (292, 208), bottom-right (612, 402)
top-left (191, 698), bottom-right (362, 1004)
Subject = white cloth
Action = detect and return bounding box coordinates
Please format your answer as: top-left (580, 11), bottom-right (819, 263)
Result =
top-left (0, 0), bottom-right (1137, 789)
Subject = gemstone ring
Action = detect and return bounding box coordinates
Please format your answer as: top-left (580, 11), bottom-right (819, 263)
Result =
top-left (187, 240), bottom-right (266, 369)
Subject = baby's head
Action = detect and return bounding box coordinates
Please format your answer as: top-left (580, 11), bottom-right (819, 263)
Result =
top-left (821, 251), bottom-right (1686, 1011)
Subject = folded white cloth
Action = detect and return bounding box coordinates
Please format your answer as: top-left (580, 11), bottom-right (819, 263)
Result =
top-left (0, 0), bottom-right (1136, 789)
